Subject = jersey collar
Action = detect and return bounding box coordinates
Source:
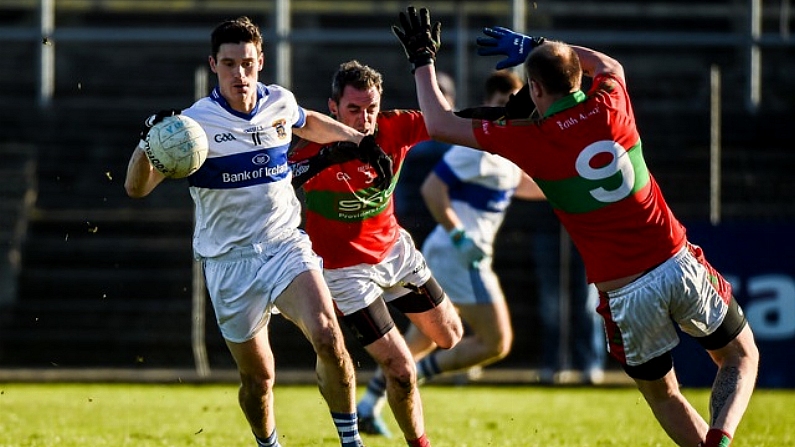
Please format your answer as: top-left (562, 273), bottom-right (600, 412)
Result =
top-left (543, 90), bottom-right (586, 118)
top-left (210, 83), bottom-right (268, 120)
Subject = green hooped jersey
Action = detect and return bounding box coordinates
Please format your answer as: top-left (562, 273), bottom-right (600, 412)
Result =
top-left (291, 110), bottom-right (429, 269)
top-left (474, 74), bottom-right (686, 283)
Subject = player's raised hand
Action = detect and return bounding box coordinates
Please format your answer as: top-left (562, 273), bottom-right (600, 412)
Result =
top-left (476, 26), bottom-right (545, 70)
top-left (392, 6), bottom-right (441, 73)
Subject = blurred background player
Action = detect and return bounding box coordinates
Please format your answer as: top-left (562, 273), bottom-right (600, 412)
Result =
top-left (290, 60), bottom-right (463, 447)
top-left (124, 17), bottom-right (370, 447)
top-left (356, 70), bottom-right (545, 434)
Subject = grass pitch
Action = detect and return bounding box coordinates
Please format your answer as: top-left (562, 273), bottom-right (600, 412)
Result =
top-left (0, 382), bottom-right (792, 446)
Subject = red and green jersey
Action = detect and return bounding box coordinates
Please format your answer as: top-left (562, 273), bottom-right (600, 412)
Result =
top-left (291, 110), bottom-right (429, 269)
top-left (473, 74), bottom-right (686, 283)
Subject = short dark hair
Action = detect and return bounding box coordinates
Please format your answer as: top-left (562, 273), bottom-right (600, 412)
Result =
top-left (525, 41), bottom-right (582, 95)
top-left (330, 60), bottom-right (383, 102)
top-left (483, 70), bottom-right (523, 100)
top-left (211, 16), bottom-right (263, 59)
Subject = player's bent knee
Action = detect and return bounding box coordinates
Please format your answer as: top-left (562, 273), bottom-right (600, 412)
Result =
top-left (622, 352), bottom-right (673, 381)
top-left (696, 296), bottom-right (748, 351)
top-left (390, 277), bottom-right (446, 313)
top-left (341, 298), bottom-right (395, 347)
top-left (490, 326), bottom-right (514, 356)
top-left (382, 361), bottom-right (416, 388)
top-left (491, 338), bottom-right (513, 360)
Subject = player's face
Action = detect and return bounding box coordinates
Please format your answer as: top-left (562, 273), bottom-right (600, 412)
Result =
top-left (329, 85), bottom-right (381, 135)
top-left (209, 42), bottom-right (263, 111)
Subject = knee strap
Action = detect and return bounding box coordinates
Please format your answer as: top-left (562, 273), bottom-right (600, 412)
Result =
top-left (697, 296), bottom-right (748, 351)
top-left (622, 352), bottom-right (673, 381)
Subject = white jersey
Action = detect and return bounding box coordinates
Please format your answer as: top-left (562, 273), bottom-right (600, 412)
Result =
top-left (182, 83), bottom-right (306, 258)
top-left (424, 145), bottom-right (523, 255)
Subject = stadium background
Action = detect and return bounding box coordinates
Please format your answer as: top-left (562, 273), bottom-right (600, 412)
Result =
top-left (0, 0), bottom-right (793, 387)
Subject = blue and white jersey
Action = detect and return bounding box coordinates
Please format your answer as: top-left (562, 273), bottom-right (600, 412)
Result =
top-left (182, 83), bottom-right (306, 258)
top-left (427, 145), bottom-right (522, 254)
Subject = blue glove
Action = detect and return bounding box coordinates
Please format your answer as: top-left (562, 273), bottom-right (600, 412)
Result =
top-left (476, 26), bottom-right (546, 70)
top-left (449, 228), bottom-right (486, 268)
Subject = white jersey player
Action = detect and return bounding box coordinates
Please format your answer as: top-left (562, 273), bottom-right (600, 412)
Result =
top-left (422, 146), bottom-right (530, 302)
top-left (124, 16), bottom-right (369, 447)
top-left (183, 83), bottom-right (304, 260)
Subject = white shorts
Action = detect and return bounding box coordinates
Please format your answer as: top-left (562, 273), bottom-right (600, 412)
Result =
top-left (323, 229), bottom-right (431, 316)
top-left (598, 243), bottom-right (733, 366)
top-left (422, 234), bottom-right (504, 305)
top-left (201, 230), bottom-right (322, 343)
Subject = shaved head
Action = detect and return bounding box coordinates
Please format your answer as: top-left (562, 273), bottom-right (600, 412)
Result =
top-left (525, 41), bottom-right (582, 95)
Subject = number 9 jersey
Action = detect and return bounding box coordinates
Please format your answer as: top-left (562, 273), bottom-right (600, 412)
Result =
top-left (473, 74), bottom-right (686, 284)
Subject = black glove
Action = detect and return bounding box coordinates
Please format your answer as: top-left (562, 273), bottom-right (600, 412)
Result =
top-left (290, 141), bottom-right (359, 189)
top-left (139, 109), bottom-right (181, 143)
top-left (290, 137), bottom-right (393, 189)
top-left (454, 106), bottom-right (507, 121)
top-left (392, 6), bottom-right (441, 73)
top-left (454, 84), bottom-right (534, 121)
top-left (504, 84), bottom-right (535, 119)
top-left (358, 135), bottom-right (393, 190)
top-left (319, 141), bottom-right (360, 165)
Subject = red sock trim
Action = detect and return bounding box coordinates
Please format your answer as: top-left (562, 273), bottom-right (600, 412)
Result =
top-left (406, 433), bottom-right (431, 447)
top-left (704, 428), bottom-right (732, 447)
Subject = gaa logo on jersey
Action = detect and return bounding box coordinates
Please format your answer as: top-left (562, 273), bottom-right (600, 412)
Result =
top-left (272, 119), bottom-right (287, 139)
top-left (252, 153), bottom-right (270, 166)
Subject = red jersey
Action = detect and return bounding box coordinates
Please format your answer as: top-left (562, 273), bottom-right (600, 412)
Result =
top-left (291, 110), bottom-right (429, 269)
top-left (473, 74), bottom-right (686, 283)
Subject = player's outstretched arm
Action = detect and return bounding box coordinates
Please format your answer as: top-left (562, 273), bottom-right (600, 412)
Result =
top-left (295, 110), bottom-right (364, 145)
top-left (290, 141), bottom-right (359, 188)
top-left (420, 171), bottom-right (459, 232)
top-left (125, 145), bottom-right (166, 198)
top-left (393, 7), bottom-right (479, 149)
top-left (569, 45), bottom-right (625, 81)
top-left (289, 136), bottom-right (392, 190)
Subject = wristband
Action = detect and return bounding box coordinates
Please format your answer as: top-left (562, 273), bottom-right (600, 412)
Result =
top-left (448, 227), bottom-right (466, 245)
top-left (411, 56), bottom-right (434, 74)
